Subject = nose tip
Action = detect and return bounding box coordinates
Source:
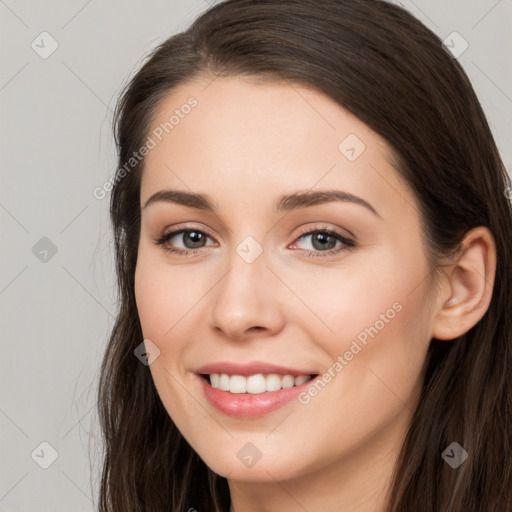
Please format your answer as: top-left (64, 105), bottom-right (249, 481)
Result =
top-left (209, 258), bottom-right (284, 341)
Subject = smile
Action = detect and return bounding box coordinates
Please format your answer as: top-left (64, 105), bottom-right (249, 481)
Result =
top-left (195, 361), bottom-right (319, 418)
top-left (206, 373), bottom-right (313, 394)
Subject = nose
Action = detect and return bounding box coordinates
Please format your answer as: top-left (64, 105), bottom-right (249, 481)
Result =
top-left (209, 247), bottom-right (285, 341)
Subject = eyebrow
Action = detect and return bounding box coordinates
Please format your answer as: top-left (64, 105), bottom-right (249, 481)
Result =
top-left (142, 189), bottom-right (382, 218)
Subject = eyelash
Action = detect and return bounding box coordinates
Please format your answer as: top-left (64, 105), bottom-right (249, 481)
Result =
top-left (153, 224), bottom-right (356, 259)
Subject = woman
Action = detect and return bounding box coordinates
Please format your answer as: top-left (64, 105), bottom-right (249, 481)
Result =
top-left (97, 0), bottom-right (512, 510)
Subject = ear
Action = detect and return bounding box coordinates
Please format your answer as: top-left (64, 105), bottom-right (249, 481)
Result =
top-left (432, 226), bottom-right (497, 341)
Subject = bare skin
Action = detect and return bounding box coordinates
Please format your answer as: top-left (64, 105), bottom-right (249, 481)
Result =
top-left (134, 76), bottom-right (496, 512)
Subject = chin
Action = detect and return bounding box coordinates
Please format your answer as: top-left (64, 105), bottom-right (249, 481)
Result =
top-left (198, 445), bottom-right (312, 483)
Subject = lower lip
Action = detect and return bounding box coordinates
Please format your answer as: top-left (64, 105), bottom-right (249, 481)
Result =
top-left (197, 375), bottom-right (318, 418)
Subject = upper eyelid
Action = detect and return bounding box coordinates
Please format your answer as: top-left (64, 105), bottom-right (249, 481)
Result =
top-left (162, 224), bottom-right (352, 245)
top-left (162, 224), bottom-right (217, 242)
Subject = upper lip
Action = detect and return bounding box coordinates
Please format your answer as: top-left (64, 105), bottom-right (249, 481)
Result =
top-left (195, 361), bottom-right (318, 377)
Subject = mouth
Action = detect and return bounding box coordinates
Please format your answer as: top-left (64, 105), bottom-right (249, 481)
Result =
top-left (194, 363), bottom-right (320, 418)
top-left (199, 372), bottom-right (317, 394)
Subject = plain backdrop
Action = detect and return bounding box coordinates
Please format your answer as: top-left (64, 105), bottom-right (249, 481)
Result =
top-left (1, 0), bottom-right (511, 510)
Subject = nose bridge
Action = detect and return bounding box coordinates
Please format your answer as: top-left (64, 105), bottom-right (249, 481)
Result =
top-left (210, 234), bottom-right (283, 337)
top-left (219, 236), bottom-right (270, 308)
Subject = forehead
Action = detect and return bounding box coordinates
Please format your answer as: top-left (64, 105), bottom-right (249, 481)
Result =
top-left (140, 76), bottom-right (416, 220)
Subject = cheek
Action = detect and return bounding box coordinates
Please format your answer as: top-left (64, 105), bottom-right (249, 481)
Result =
top-left (286, 253), bottom-right (431, 402)
top-left (134, 263), bottom-right (168, 340)
top-left (134, 256), bottom-right (205, 434)
top-left (134, 251), bottom-right (206, 341)
top-left (284, 235), bottom-right (431, 351)
top-left (277, 259), bottom-right (405, 348)
top-left (287, 277), bottom-right (430, 470)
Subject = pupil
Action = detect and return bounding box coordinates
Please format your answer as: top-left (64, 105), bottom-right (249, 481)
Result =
top-left (185, 231), bottom-right (205, 248)
top-left (312, 233), bottom-right (335, 251)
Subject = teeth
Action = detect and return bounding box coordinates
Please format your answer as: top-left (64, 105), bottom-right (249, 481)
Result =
top-left (294, 375), bottom-right (310, 386)
top-left (230, 375), bottom-right (247, 393)
top-left (207, 373), bottom-right (313, 394)
top-left (247, 374), bottom-right (266, 394)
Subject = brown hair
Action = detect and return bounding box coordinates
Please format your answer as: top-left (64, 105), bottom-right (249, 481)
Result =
top-left (97, 0), bottom-right (512, 510)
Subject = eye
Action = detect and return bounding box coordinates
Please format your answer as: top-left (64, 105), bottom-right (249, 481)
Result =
top-left (153, 224), bottom-right (356, 258)
top-left (153, 228), bottom-right (216, 257)
top-left (290, 225), bottom-right (356, 258)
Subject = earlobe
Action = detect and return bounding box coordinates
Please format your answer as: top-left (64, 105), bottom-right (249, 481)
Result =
top-left (432, 226), bottom-right (497, 341)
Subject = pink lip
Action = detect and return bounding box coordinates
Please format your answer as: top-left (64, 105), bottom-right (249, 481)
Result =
top-left (195, 361), bottom-right (319, 419)
top-left (195, 361), bottom-right (316, 377)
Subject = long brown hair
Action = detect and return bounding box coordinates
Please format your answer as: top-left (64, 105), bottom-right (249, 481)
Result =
top-left (97, 0), bottom-right (512, 510)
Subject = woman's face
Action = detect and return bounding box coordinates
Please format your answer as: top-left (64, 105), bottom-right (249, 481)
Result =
top-left (135, 76), bottom-right (438, 484)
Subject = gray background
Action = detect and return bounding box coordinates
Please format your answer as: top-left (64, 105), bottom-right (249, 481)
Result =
top-left (1, 0), bottom-right (511, 510)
